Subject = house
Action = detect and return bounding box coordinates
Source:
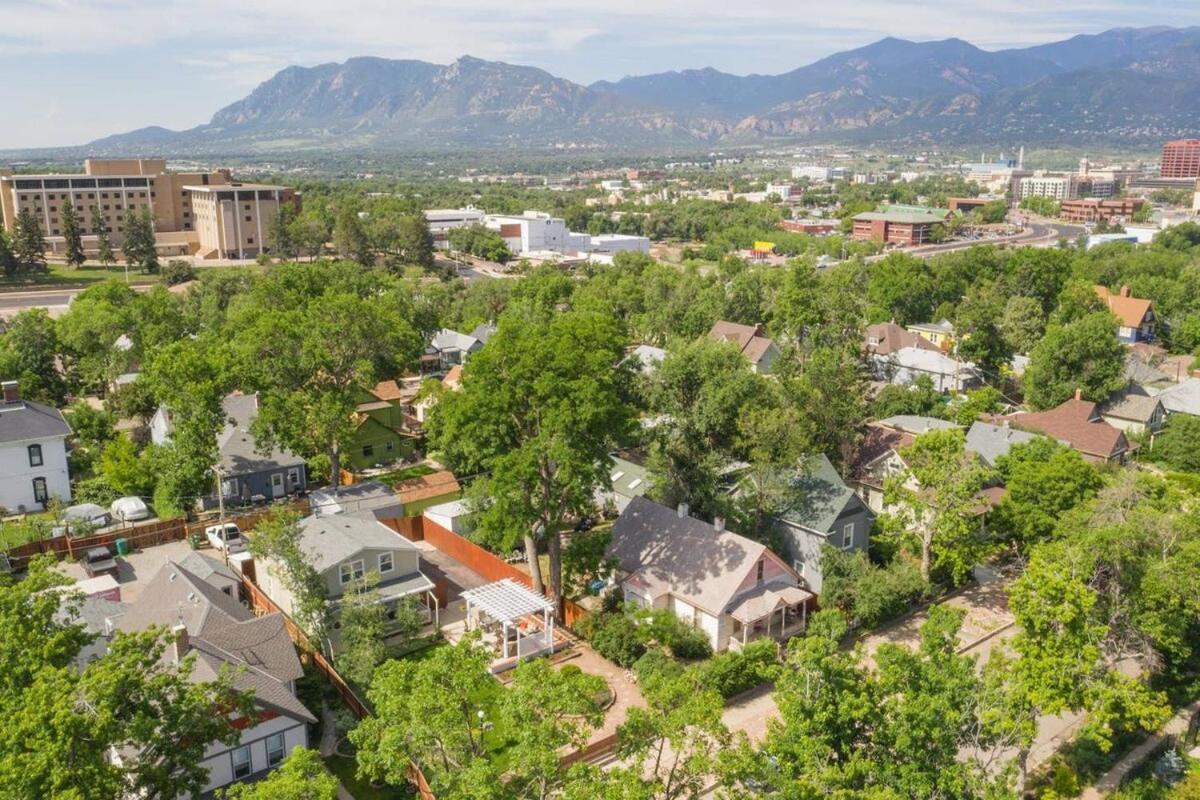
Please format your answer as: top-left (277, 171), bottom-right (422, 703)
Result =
top-left (849, 417), bottom-right (959, 512)
top-left (309, 481), bottom-right (404, 522)
top-left (964, 421), bottom-right (1038, 468)
top-left (423, 325), bottom-right (494, 373)
top-left (991, 391), bottom-right (1130, 464)
top-left (257, 514), bottom-right (437, 632)
top-left (346, 379), bottom-right (423, 470)
top-left (906, 319), bottom-right (956, 350)
top-left (708, 321), bottom-right (780, 374)
top-left (394, 470), bottom-right (462, 516)
top-left (1095, 285), bottom-right (1155, 343)
top-left (608, 496), bottom-right (813, 653)
top-left (873, 346), bottom-right (982, 393)
top-left (775, 455), bottom-right (874, 594)
top-left (151, 393), bottom-right (307, 508)
top-left (864, 321), bottom-right (940, 357)
top-left (1155, 378), bottom-right (1200, 417)
top-left (115, 560), bottom-right (315, 794)
top-left (1099, 386), bottom-right (1165, 435)
top-left (173, 550), bottom-right (241, 597)
top-left (0, 380), bottom-right (72, 513)
top-left (603, 452), bottom-right (650, 513)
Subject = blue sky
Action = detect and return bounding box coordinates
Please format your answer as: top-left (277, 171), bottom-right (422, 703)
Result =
top-left (2, 0), bottom-right (1199, 149)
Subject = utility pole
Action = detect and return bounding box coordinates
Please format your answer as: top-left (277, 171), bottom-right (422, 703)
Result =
top-left (215, 464), bottom-right (229, 566)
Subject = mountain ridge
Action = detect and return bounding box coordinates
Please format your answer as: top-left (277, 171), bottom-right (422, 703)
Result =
top-left (81, 26), bottom-right (1200, 154)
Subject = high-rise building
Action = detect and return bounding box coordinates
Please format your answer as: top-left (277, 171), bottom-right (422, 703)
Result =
top-left (0, 158), bottom-right (296, 260)
top-left (1160, 140), bottom-right (1200, 179)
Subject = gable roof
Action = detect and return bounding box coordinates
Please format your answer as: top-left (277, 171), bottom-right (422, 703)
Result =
top-left (0, 397), bottom-right (72, 444)
top-left (217, 393), bottom-right (305, 476)
top-left (708, 321), bottom-right (777, 366)
top-left (1095, 285), bottom-right (1153, 328)
top-left (908, 318), bottom-right (956, 336)
top-left (780, 454), bottom-right (871, 534)
top-left (1156, 378), bottom-right (1200, 415)
top-left (173, 551), bottom-right (239, 584)
top-left (965, 421), bottom-right (1038, 468)
top-left (1100, 385), bottom-right (1163, 423)
top-left (864, 321), bottom-right (939, 356)
top-left (296, 513), bottom-right (419, 575)
top-left (430, 328), bottom-right (481, 353)
top-left (117, 560), bottom-right (314, 724)
top-left (468, 323), bottom-right (497, 345)
top-left (608, 496), bottom-right (797, 616)
top-left (992, 397), bottom-right (1128, 460)
top-left (889, 346), bottom-right (979, 377)
top-left (610, 455), bottom-right (649, 500)
top-left (850, 422), bottom-right (917, 481)
top-left (370, 379), bottom-right (408, 402)
top-left (442, 365), bottom-right (463, 390)
top-left (876, 416), bottom-right (960, 435)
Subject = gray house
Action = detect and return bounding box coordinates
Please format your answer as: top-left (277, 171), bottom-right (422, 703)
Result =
top-left (152, 393), bottom-right (307, 508)
top-left (776, 455), bottom-right (874, 594)
top-left (258, 514), bottom-right (437, 638)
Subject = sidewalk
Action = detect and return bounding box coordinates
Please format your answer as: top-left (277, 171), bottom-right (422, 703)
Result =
top-left (1081, 699), bottom-right (1200, 798)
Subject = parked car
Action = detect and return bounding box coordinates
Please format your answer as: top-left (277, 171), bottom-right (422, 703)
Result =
top-left (110, 496), bottom-right (151, 523)
top-left (57, 503), bottom-right (112, 535)
top-left (81, 546), bottom-right (118, 578)
top-left (205, 523), bottom-right (244, 552)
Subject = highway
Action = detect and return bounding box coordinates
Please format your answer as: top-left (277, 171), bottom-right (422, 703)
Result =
top-left (900, 219), bottom-right (1086, 259)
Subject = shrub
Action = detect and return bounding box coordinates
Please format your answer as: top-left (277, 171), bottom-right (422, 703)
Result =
top-left (161, 259), bottom-right (196, 286)
top-left (820, 547), bottom-right (930, 629)
top-left (632, 649), bottom-right (684, 693)
top-left (669, 627), bottom-right (714, 660)
top-left (696, 639), bottom-right (779, 699)
top-left (590, 613), bottom-right (646, 667)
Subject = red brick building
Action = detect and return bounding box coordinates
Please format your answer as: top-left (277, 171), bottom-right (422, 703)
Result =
top-left (1160, 140), bottom-right (1200, 179)
top-left (779, 219), bottom-right (837, 235)
top-left (851, 208), bottom-right (949, 246)
top-left (1059, 197), bottom-right (1143, 223)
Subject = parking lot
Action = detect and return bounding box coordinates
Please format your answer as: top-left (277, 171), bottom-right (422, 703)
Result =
top-left (56, 539), bottom-right (203, 603)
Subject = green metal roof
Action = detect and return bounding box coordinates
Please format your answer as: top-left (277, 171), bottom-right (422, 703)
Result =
top-left (778, 454), bottom-right (862, 534)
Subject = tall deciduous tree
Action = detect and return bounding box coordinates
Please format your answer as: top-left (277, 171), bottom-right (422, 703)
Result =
top-left (60, 197), bottom-right (86, 267)
top-left (333, 206), bottom-right (373, 266)
top-left (885, 428), bottom-right (993, 583)
top-left (247, 508), bottom-right (330, 647)
top-left (0, 308), bottom-right (67, 404)
top-left (1025, 311), bottom-right (1125, 409)
top-left (221, 747), bottom-right (338, 800)
top-left (428, 307), bottom-right (632, 599)
top-left (336, 571), bottom-right (388, 689)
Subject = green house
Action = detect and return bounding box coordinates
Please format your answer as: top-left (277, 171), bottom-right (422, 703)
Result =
top-left (345, 380), bottom-right (422, 470)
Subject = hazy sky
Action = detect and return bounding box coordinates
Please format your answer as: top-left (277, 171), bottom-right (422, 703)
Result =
top-left (3, 0), bottom-right (1199, 149)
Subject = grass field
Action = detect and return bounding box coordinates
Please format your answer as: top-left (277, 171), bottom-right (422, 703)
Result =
top-left (0, 262), bottom-right (158, 292)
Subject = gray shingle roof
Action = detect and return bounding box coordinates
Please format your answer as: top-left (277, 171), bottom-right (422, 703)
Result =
top-left (1156, 378), bottom-right (1200, 416)
top-left (1101, 386), bottom-right (1163, 423)
top-left (297, 513), bottom-right (418, 575)
top-left (309, 481), bottom-right (404, 521)
top-left (965, 421), bottom-right (1038, 468)
top-left (174, 551), bottom-right (239, 584)
top-left (0, 398), bottom-right (72, 444)
top-left (217, 393), bottom-right (305, 476)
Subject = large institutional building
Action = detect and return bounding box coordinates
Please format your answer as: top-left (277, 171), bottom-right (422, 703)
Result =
top-left (1160, 140), bottom-right (1200, 179)
top-left (0, 158), bottom-right (297, 260)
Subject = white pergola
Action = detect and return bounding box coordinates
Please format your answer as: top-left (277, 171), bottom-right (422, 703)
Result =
top-left (461, 579), bottom-right (555, 661)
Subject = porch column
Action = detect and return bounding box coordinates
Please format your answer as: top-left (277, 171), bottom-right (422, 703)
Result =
top-left (502, 622), bottom-right (508, 659)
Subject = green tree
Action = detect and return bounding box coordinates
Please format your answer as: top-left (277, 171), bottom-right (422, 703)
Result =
top-left (1000, 294), bottom-right (1046, 355)
top-left (269, 204), bottom-right (299, 260)
top-left (0, 229), bottom-right (16, 276)
top-left (428, 307), bottom-right (632, 600)
top-left (98, 433), bottom-right (153, 498)
top-left (0, 557), bottom-right (253, 799)
top-left (782, 344), bottom-right (870, 469)
top-left (333, 206), bottom-right (373, 266)
top-left (91, 206), bottom-right (116, 265)
top-left (13, 207), bottom-right (47, 271)
top-left (872, 373), bottom-right (945, 419)
top-left (990, 438), bottom-right (1101, 547)
top-left (59, 197), bottom-right (86, 267)
top-left (248, 509), bottom-right (330, 646)
top-left (885, 428), bottom-right (992, 583)
top-left (221, 748), bottom-right (338, 800)
top-left (0, 308), bottom-right (67, 404)
top-left (1153, 413), bottom-right (1200, 473)
top-left (122, 208), bottom-right (159, 273)
top-left (378, 213), bottom-right (435, 272)
top-left (55, 280), bottom-right (140, 393)
top-left (1024, 312), bottom-right (1126, 409)
top-left (336, 571), bottom-right (388, 689)
top-left (955, 281), bottom-right (1013, 377)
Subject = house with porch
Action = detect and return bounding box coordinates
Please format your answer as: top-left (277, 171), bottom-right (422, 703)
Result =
top-left (345, 379), bottom-right (424, 470)
top-left (990, 390), bottom-right (1131, 464)
top-left (607, 496), bottom-right (812, 653)
top-left (848, 416), bottom-right (960, 513)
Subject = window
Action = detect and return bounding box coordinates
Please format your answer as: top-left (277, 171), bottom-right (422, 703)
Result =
top-left (247, 236), bottom-right (254, 244)
top-left (755, 560), bottom-right (764, 585)
top-left (385, 440), bottom-right (394, 452)
top-left (231, 745), bottom-right (252, 779)
top-left (245, 216), bottom-right (252, 222)
top-left (362, 444), bottom-right (374, 458)
top-left (841, 523), bottom-right (854, 550)
top-left (27, 444), bottom-right (42, 467)
top-left (265, 732), bottom-right (285, 767)
top-left (287, 467), bottom-right (300, 485)
top-left (379, 553), bottom-right (394, 574)
top-left (33, 478), bottom-right (48, 503)
top-left (793, 559), bottom-right (806, 578)
top-left (340, 559), bottom-right (365, 585)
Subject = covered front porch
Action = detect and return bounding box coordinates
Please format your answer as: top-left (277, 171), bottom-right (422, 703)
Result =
top-left (727, 582), bottom-right (813, 652)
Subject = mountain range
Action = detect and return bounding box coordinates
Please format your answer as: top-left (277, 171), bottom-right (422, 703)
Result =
top-left (87, 26), bottom-right (1200, 154)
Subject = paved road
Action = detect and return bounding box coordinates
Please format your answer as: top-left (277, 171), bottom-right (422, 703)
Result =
top-left (0, 288), bottom-right (78, 312)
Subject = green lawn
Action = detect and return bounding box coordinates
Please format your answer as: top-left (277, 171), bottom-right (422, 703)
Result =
top-left (371, 464), bottom-right (436, 487)
top-left (0, 262), bottom-right (159, 292)
top-left (0, 513), bottom-right (55, 551)
top-left (323, 753), bottom-right (414, 800)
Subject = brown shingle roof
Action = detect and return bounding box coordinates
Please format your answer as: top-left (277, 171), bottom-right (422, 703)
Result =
top-left (992, 397), bottom-right (1128, 461)
top-left (708, 321), bottom-right (776, 365)
top-left (850, 422), bottom-right (916, 483)
top-left (395, 470), bottom-right (461, 504)
top-left (1095, 285), bottom-right (1153, 328)
top-left (864, 321), bottom-right (939, 356)
top-left (370, 379), bottom-right (407, 402)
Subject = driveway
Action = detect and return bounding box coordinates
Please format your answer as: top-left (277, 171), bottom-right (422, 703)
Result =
top-left (56, 538), bottom-right (198, 603)
top-left (722, 683), bottom-right (779, 744)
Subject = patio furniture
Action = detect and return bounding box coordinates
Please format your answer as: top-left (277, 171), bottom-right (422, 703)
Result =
top-left (461, 579), bottom-right (556, 662)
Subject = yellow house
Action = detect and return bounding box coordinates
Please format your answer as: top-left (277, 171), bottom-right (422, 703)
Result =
top-left (905, 319), bottom-right (956, 351)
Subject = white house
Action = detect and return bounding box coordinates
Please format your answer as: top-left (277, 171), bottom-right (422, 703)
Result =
top-left (0, 380), bottom-right (72, 513)
top-left (608, 497), bottom-right (812, 652)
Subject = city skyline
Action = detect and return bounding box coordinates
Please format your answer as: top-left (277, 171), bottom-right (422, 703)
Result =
top-left (4, 0), bottom-right (1200, 148)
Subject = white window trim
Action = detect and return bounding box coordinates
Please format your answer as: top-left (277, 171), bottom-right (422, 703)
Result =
top-left (265, 732), bottom-right (285, 767)
top-left (378, 553), bottom-right (394, 574)
top-left (231, 744), bottom-right (252, 779)
top-left (287, 467), bottom-right (300, 485)
top-left (841, 523), bottom-right (854, 550)
top-left (340, 559), bottom-right (365, 585)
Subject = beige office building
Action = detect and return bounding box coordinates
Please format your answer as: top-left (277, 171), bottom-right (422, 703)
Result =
top-left (0, 158), bottom-right (296, 260)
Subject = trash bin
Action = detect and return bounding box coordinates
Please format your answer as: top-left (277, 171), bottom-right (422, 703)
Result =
top-left (114, 538), bottom-right (129, 557)
top-left (189, 533), bottom-right (201, 550)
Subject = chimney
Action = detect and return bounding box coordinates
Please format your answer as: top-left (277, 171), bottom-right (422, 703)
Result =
top-left (713, 516), bottom-right (725, 533)
top-left (1, 381), bottom-right (18, 405)
top-left (171, 623), bottom-right (189, 664)
top-left (1074, 388), bottom-right (1083, 401)
top-left (1119, 285), bottom-right (1131, 297)
top-left (676, 503), bottom-right (689, 519)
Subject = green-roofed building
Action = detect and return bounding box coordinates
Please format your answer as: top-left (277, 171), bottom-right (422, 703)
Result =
top-left (852, 204), bottom-right (951, 246)
top-left (775, 454), bottom-right (874, 594)
top-left (604, 454), bottom-right (649, 513)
